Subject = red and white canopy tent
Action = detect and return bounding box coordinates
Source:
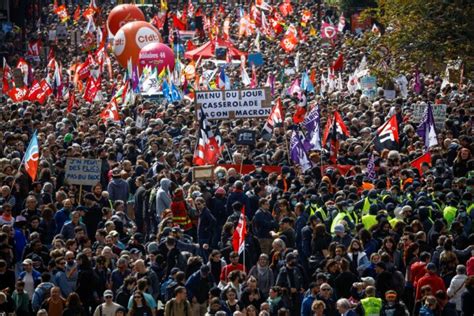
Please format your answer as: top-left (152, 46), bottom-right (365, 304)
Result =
top-left (184, 38), bottom-right (246, 60)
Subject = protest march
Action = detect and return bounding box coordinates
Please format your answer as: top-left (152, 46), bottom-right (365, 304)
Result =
top-left (0, 0), bottom-right (473, 316)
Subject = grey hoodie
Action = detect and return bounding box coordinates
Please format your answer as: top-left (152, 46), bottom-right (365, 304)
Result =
top-left (156, 178), bottom-right (172, 218)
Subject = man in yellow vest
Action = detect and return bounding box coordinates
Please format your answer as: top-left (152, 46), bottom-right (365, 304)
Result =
top-left (355, 285), bottom-right (382, 316)
top-left (361, 205), bottom-right (379, 231)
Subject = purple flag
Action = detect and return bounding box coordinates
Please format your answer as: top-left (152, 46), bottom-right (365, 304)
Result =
top-left (303, 105), bottom-right (321, 151)
top-left (416, 103), bottom-right (438, 150)
top-left (290, 130), bottom-right (312, 172)
top-left (132, 65), bottom-right (139, 92)
top-left (366, 153), bottom-right (376, 181)
top-left (414, 69), bottom-right (423, 94)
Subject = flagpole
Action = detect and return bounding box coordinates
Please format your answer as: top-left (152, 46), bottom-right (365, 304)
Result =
top-left (7, 130), bottom-right (38, 202)
top-left (362, 134), bottom-right (377, 153)
top-left (283, 123), bottom-right (292, 165)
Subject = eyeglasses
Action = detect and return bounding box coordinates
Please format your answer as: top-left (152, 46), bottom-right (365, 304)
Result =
top-left (59, 262), bottom-right (66, 265)
top-left (321, 288), bottom-right (331, 291)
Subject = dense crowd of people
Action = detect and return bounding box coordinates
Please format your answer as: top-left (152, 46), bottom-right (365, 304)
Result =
top-left (0, 0), bottom-right (473, 316)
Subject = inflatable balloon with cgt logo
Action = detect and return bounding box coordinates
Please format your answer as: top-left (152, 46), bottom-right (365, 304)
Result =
top-left (112, 21), bottom-right (162, 68)
top-left (107, 4), bottom-right (146, 36)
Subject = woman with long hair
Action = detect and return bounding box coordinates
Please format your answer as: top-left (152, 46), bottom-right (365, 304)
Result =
top-left (347, 239), bottom-right (369, 275)
top-left (62, 292), bottom-right (86, 316)
top-left (311, 224), bottom-right (331, 267)
top-left (453, 147), bottom-right (472, 177)
top-left (128, 291), bottom-right (152, 316)
top-left (378, 236), bottom-right (402, 269)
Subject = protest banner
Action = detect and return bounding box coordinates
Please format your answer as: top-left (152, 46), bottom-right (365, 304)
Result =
top-left (195, 88), bottom-right (272, 120)
top-left (412, 104), bottom-right (447, 130)
top-left (65, 158), bottom-right (101, 186)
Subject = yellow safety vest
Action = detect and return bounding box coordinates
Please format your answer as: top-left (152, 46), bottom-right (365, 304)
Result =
top-left (360, 297), bottom-right (382, 316)
top-left (361, 214), bottom-right (378, 230)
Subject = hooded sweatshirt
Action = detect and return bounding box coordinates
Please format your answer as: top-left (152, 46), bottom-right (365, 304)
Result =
top-left (156, 178), bottom-right (172, 218)
top-left (107, 176), bottom-right (129, 202)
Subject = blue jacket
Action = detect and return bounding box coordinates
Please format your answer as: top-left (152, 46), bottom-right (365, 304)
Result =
top-left (53, 269), bottom-right (75, 297)
top-left (14, 229), bottom-right (27, 263)
top-left (32, 282), bottom-right (54, 312)
top-left (54, 208), bottom-right (71, 234)
top-left (301, 294), bottom-right (316, 316)
top-left (253, 209), bottom-right (278, 239)
top-left (226, 190), bottom-right (250, 214)
top-left (18, 269), bottom-right (41, 287)
top-left (185, 271), bottom-right (215, 304)
top-left (107, 178), bottom-right (129, 202)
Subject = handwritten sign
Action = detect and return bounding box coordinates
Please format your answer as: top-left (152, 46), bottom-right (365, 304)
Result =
top-left (65, 158), bottom-right (101, 186)
top-left (411, 104), bottom-right (447, 131)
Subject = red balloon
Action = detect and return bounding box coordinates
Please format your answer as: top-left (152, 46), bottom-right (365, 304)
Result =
top-left (113, 21), bottom-right (162, 68)
top-left (138, 43), bottom-right (175, 73)
top-left (107, 4), bottom-right (145, 36)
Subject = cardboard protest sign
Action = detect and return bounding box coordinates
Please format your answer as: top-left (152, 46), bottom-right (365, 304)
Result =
top-left (65, 158), bottom-right (101, 186)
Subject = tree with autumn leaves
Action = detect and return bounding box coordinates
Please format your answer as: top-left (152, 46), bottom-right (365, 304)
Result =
top-left (346, 0), bottom-right (473, 81)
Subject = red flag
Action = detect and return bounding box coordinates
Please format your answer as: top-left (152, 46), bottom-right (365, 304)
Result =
top-left (310, 68), bottom-right (316, 84)
top-left (331, 53), bottom-right (344, 72)
top-left (410, 152), bottom-right (431, 176)
top-left (54, 5), bottom-right (69, 23)
top-left (73, 5), bottom-right (81, 22)
top-left (27, 80), bottom-right (42, 101)
top-left (293, 106), bottom-right (306, 124)
top-left (83, 76), bottom-right (101, 102)
top-left (321, 22), bottom-right (337, 39)
top-left (279, 3), bottom-right (293, 16)
top-left (301, 9), bottom-right (312, 26)
top-left (7, 87), bottom-right (28, 102)
top-left (67, 91), bottom-right (75, 113)
top-left (100, 98), bottom-right (120, 122)
top-left (82, 7), bottom-right (96, 20)
top-left (280, 32), bottom-right (298, 53)
top-left (27, 40), bottom-right (42, 61)
top-left (232, 206), bottom-right (247, 255)
top-left (172, 14), bottom-right (186, 31)
top-left (75, 58), bottom-right (91, 82)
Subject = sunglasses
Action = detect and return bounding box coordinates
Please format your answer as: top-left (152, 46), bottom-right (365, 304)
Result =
top-left (321, 288), bottom-right (331, 291)
top-left (105, 296), bottom-right (113, 299)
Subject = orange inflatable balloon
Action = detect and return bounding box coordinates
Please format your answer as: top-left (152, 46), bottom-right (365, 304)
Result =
top-left (113, 21), bottom-right (162, 68)
top-left (107, 4), bottom-right (146, 36)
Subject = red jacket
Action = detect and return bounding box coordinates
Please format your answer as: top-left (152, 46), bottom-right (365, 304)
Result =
top-left (410, 261), bottom-right (427, 286)
top-left (171, 191), bottom-right (192, 231)
top-left (415, 271), bottom-right (446, 299)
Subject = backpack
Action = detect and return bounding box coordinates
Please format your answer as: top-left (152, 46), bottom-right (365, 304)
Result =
top-left (160, 278), bottom-right (173, 301)
top-left (149, 186), bottom-right (158, 215)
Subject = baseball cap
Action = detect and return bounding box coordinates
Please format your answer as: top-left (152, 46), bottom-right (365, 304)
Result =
top-left (333, 224), bottom-right (345, 234)
top-left (103, 290), bottom-right (113, 297)
top-left (22, 259), bottom-right (33, 265)
top-left (361, 277), bottom-right (375, 286)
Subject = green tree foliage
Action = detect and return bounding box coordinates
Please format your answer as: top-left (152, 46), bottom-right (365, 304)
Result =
top-left (340, 0), bottom-right (377, 16)
top-left (358, 0), bottom-right (474, 80)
